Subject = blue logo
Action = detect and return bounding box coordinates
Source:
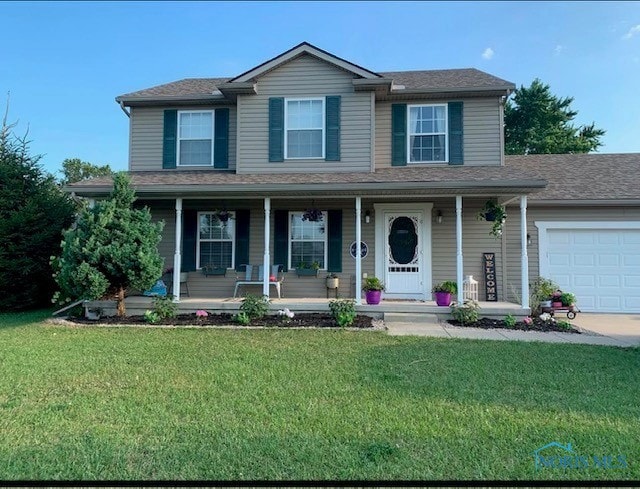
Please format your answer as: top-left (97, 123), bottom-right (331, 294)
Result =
top-left (534, 442), bottom-right (628, 470)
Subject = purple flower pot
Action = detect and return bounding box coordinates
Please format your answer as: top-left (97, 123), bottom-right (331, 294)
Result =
top-left (434, 291), bottom-right (452, 307)
top-left (365, 290), bottom-right (382, 305)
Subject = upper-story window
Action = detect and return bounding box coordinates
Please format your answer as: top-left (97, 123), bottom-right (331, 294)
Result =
top-left (408, 104), bottom-right (448, 163)
top-left (178, 111), bottom-right (214, 166)
top-left (285, 98), bottom-right (325, 159)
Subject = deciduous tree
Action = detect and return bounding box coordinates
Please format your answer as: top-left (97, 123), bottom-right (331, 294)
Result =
top-left (60, 157), bottom-right (113, 185)
top-left (505, 78), bottom-right (605, 155)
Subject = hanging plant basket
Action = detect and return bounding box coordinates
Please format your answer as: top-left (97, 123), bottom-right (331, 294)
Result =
top-left (302, 208), bottom-right (323, 222)
top-left (477, 199), bottom-right (507, 238)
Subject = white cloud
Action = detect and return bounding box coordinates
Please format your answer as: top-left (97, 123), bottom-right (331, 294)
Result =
top-left (554, 45), bottom-right (564, 56)
top-left (481, 47), bottom-right (494, 60)
top-left (623, 24), bottom-right (640, 40)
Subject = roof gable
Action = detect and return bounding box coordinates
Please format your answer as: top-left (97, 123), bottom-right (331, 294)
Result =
top-left (228, 41), bottom-right (382, 83)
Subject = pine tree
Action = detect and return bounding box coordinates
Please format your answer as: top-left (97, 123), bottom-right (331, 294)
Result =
top-left (505, 78), bottom-right (605, 155)
top-left (53, 172), bottom-right (164, 316)
top-left (0, 105), bottom-right (75, 310)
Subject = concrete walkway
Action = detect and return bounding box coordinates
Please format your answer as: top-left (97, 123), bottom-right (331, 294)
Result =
top-left (385, 313), bottom-right (640, 347)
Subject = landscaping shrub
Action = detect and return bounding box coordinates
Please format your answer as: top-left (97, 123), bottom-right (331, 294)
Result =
top-left (504, 314), bottom-right (516, 328)
top-left (239, 294), bottom-right (269, 321)
top-left (450, 300), bottom-right (479, 326)
top-left (234, 311), bottom-right (250, 325)
top-left (152, 295), bottom-right (177, 319)
top-left (329, 299), bottom-right (356, 327)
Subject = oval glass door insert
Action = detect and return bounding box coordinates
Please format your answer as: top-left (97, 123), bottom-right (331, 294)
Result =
top-left (388, 216), bottom-right (418, 264)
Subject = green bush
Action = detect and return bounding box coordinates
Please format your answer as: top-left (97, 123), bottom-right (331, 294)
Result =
top-left (530, 276), bottom-right (560, 314)
top-left (450, 300), bottom-right (479, 326)
top-left (152, 295), bottom-right (177, 319)
top-left (240, 294), bottom-right (269, 321)
top-left (329, 299), bottom-right (356, 327)
top-left (503, 314), bottom-right (516, 328)
top-left (143, 310), bottom-right (160, 324)
top-left (557, 319), bottom-right (572, 330)
top-left (432, 281), bottom-right (457, 294)
top-left (234, 312), bottom-right (250, 325)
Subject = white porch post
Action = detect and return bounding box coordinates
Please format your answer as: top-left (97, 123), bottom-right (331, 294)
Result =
top-left (355, 197), bottom-right (362, 305)
top-left (520, 195), bottom-right (529, 309)
top-left (172, 198), bottom-right (183, 302)
top-left (455, 196), bottom-right (464, 304)
top-left (263, 197), bottom-right (271, 297)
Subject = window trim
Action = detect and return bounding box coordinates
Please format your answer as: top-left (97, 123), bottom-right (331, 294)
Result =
top-left (177, 110), bottom-right (215, 167)
top-left (284, 97), bottom-right (326, 160)
top-left (287, 211), bottom-right (328, 270)
top-left (196, 211), bottom-right (235, 270)
top-left (407, 103), bottom-right (448, 164)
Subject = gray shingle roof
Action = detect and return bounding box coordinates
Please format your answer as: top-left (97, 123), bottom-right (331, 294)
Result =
top-left (379, 68), bottom-right (512, 90)
top-left (505, 153), bottom-right (640, 201)
top-left (117, 68), bottom-right (512, 101)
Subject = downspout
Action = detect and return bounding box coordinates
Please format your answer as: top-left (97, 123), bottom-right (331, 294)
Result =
top-left (119, 101), bottom-right (130, 118)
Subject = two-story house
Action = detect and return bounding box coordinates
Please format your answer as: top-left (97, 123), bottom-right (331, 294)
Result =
top-left (69, 42), bottom-right (554, 313)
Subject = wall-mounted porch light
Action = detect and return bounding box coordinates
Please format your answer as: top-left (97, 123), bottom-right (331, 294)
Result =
top-left (527, 233), bottom-right (532, 247)
top-left (436, 210), bottom-right (443, 224)
top-left (365, 210), bottom-right (371, 224)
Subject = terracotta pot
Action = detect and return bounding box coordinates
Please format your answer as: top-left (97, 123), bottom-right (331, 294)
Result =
top-left (434, 291), bottom-right (452, 306)
top-left (365, 290), bottom-right (382, 305)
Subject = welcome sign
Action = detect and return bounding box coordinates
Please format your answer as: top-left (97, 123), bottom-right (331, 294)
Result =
top-left (483, 252), bottom-right (497, 301)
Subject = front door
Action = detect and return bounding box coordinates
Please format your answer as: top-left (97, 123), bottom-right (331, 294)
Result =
top-left (384, 212), bottom-right (422, 297)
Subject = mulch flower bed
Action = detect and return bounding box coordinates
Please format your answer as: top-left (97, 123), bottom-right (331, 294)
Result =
top-left (69, 313), bottom-right (374, 329)
top-left (447, 317), bottom-right (581, 334)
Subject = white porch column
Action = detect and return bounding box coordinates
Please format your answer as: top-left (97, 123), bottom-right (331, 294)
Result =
top-left (355, 197), bottom-right (362, 305)
top-left (455, 196), bottom-right (464, 305)
top-left (263, 197), bottom-right (271, 297)
top-left (172, 197), bottom-right (183, 302)
top-left (520, 195), bottom-right (529, 309)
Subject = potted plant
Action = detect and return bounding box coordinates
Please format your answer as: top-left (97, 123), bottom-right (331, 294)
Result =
top-left (477, 199), bottom-right (507, 238)
top-left (295, 261), bottom-right (321, 277)
top-left (362, 277), bottom-right (385, 305)
top-left (301, 207), bottom-right (323, 222)
top-left (432, 281), bottom-right (457, 307)
top-left (326, 273), bottom-right (339, 289)
top-left (551, 290), bottom-right (563, 308)
top-left (213, 209), bottom-right (232, 223)
top-left (560, 292), bottom-right (576, 308)
top-left (201, 264), bottom-right (227, 276)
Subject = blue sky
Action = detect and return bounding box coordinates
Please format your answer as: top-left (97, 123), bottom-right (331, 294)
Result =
top-left (1, 1), bottom-right (639, 177)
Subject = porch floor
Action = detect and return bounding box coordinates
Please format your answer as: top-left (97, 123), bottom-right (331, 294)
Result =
top-left (119, 296), bottom-right (528, 318)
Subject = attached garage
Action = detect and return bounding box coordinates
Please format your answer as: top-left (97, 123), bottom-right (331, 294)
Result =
top-left (536, 222), bottom-right (640, 313)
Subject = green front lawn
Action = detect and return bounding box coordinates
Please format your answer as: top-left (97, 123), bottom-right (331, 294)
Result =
top-left (0, 310), bottom-right (638, 481)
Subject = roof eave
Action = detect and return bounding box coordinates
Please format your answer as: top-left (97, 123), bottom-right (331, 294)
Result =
top-left (116, 94), bottom-right (231, 107)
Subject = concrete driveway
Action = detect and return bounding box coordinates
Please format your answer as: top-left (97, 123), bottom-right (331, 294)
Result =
top-left (573, 313), bottom-right (640, 347)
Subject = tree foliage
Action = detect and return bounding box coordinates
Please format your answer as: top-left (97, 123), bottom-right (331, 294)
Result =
top-left (52, 172), bottom-right (164, 316)
top-left (60, 157), bottom-right (113, 185)
top-left (504, 78), bottom-right (605, 155)
top-left (0, 106), bottom-right (76, 310)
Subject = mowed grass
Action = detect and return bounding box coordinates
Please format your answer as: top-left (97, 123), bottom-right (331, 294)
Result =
top-left (0, 310), bottom-right (639, 481)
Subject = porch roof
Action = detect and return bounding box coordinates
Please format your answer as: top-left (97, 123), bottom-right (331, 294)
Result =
top-left (67, 166), bottom-right (547, 199)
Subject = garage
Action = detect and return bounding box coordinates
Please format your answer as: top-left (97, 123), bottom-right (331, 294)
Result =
top-left (536, 222), bottom-right (640, 313)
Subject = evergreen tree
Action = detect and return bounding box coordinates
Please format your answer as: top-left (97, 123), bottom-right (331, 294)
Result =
top-left (505, 78), bottom-right (605, 155)
top-left (0, 108), bottom-right (75, 310)
top-left (53, 172), bottom-right (164, 316)
top-left (60, 157), bottom-right (113, 185)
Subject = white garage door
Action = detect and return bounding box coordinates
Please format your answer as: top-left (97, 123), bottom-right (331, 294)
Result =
top-left (540, 226), bottom-right (640, 313)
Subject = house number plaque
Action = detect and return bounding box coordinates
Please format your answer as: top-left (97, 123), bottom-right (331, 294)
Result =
top-left (483, 252), bottom-right (498, 301)
top-left (350, 241), bottom-right (368, 259)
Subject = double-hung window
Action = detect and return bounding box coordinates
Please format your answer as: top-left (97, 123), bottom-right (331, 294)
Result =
top-left (197, 212), bottom-right (235, 269)
top-left (408, 104), bottom-right (448, 163)
top-left (285, 98), bottom-right (324, 159)
top-left (289, 212), bottom-right (327, 269)
top-left (178, 111), bottom-right (214, 166)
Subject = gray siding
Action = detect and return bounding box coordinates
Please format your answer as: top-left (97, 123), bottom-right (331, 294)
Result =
top-left (129, 105), bottom-right (237, 171)
top-left (237, 54), bottom-right (372, 174)
top-left (148, 197), bottom-right (502, 300)
top-left (504, 205), bottom-right (640, 302)
top-left (375, 97), bottom-right (502, 169)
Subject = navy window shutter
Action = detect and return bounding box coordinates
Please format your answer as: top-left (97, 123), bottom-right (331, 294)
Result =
top-left (448, 102), bottom-right (464, 165)
top-left (182, 209), bottom-right (197, 271)
top-left (269, 98), bottom-right (284, 162)
top-left (235, 209), bottom-right (250, 271)
top-left (273, 210), bottom-right (289, 271)
top-left (163, 110), bottom-right (177, 169)
top-left (391, 104), bottom-right (407, 166)
top-left (214, 108), bottom-right (229, 168)
top-left (325, 96), bottom-right (341, 161)
top-left (327, 210), bottom-right (342, 272)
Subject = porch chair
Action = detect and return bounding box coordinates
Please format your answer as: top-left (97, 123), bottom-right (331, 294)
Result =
top-left (233, 264), bottom-right (284, 298)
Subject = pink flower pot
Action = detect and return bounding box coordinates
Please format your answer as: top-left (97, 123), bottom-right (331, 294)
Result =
top-left (365, 290), bottom-right (382, 305)
top-left (434, 292), bottom-right (452, 307)
top-left (552, 301), bottom-right (563, 308)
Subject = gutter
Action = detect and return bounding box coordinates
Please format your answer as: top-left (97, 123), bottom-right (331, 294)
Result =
top-left (521, 199), bottom-right (640, 207)
top-left (119, 100), bottom-right (130, 118)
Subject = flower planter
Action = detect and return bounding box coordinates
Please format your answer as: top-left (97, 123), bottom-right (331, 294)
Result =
top-left (326, 278), bottom-right (339, 289)
top-left (540, 300), bottom-right (552, 308)
top-left (365, 290), bottom-right (382, 305)
top-left (483, 210), bottom-right (497, 222)
top-left (434, 291), bottom-right (452, 307)
top-left (202, 266), bottom-right (227, 277)
top-left (296, 268), bottom-right (318, 277)
top-left (552, 301), bottom-right (563, 308)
